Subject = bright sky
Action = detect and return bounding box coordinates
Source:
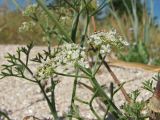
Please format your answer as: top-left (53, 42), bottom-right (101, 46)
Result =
top-left (0, 0), bottom-right (160, 24)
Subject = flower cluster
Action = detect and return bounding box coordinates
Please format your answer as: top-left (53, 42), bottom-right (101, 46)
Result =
top-left (35, 30), bottom-right (128, 80)
top-left (54, 43), bottom-right (88, 67)
top-left (19, 21), bottom-right (36, 32)
top-left (87, 30), bottom-right (129, 54)
top-left (35, 60), bottom-right (55, 80)
top-left (22, 4), bottom-right (37, 16)
top-left (35, 43), bottom-right (89, 80)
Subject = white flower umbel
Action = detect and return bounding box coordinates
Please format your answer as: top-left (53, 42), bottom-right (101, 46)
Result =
top-left (88, 30), bottom-right (129, 55)
top-left (54, 43), bottom-right (88, 68)
top-left (35, 60), bottom-right (56, 80)
top-left (35, 43), bottom-right (89, 80)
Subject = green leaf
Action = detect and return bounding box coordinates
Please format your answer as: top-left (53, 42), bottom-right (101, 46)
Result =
top-left (142, 80), bottom-right (154, 93)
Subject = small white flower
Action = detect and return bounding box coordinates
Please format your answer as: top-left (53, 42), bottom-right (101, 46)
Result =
top-left (100, 44), bottom-right (111, 54)
top-left (88, 30), bottom-right (129, 54)
top-left (68, 51), bottom-right (72, 55)
top-left (71, 51), bottom-right (79, 59)
top-left (80, 51), bottom-right (85, 57)
top-left (19, 21), bottom-right (36, 32)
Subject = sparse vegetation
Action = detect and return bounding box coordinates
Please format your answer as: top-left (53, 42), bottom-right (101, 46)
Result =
top-left (0, 0), bottom-right (160, 119)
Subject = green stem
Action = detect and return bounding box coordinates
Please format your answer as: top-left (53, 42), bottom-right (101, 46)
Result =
top-left (90, 77), bottom-right (121, 116)
top-left (93, 54), bottom-right (105, 76)
top-left (79, 2), bottom-right (91, 46)
top-left (0, 111), bottom-right (11, 120)
top-left (51, 78), bottom-right (58, 119)
top-left (102, 59), bottom-right (130, 103)
top-left (18, 59), bottom-right (33, 75)
top-left (71, 12), bottom-right (80, 43)
top-left (18, 58), bottom-right (58, 119)
top-left (74, 97), bottom-right (89, 105)
top-left (69, 69), bottom-right (79, 120)
top-left (37, 81), bottom-right (58, 119)
top-left (36, 0), bottom-right (72, 43)
top-left (89, 89), bottom-right (102, 120)
top-left (53, 71), bottom-right (89, 79)
top-left (91, 46), bottom-right (130, 103)
top-left (103, 105), bottom-right (110, 120)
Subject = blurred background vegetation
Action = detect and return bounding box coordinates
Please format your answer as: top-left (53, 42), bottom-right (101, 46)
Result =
top-left (0, 0), bottom-right (160, 65)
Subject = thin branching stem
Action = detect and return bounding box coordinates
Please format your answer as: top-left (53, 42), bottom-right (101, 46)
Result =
top-left (53, 71), bottom-right (89, 79)
top-left (36, 0), bottom-right (72, 42)
top-left (17, 53), bottom-right (58, 119)
top-left (101, 59), bottom-right (131, 103)
top-left (69, 69), bottom-right (79, 120)
top-left (89, 89), bottom-right (102, 120)
top-left (37, 80), bottom-right (58, 119)
top-left (18, 59), bottom-right (33, 76)
top-left (0, 111), bottom-right (11, 120)
top-left (91, 46), bottom-right (131, 103)
top-left (74, 97), bottom-right (89, 105)
top-left (90, 77), bottom-right (122, 116)
top-left (63, 0), bottom-right (77, 11)
top-left (51, 77), bottom-right (58, 119)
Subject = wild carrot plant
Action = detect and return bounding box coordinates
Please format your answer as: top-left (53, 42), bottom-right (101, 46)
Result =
top-left (0, 0), bottom-right (160, 120)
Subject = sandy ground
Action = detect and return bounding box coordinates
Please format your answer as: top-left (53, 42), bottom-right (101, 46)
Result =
top-left (0, 45), bottom-right (157, 120)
